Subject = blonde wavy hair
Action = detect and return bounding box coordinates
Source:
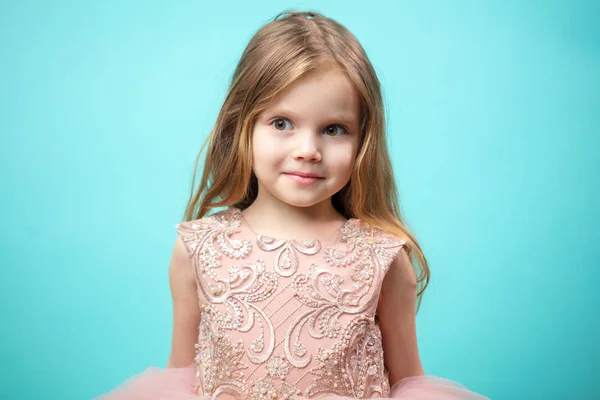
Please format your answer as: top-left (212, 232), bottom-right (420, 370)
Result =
top-left (182, 10), bottom-right (430, 306)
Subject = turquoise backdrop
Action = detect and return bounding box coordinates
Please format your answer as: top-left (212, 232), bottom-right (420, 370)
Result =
top-left (1, 1), bottom-right (598, 399)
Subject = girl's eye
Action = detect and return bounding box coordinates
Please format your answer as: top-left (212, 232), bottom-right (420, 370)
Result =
top-left (323, 124), bottom-right (348, 136)
top-left (272, 118), bottom-right (292, 131)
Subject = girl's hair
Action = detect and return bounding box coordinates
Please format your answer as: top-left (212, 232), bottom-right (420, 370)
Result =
top-left (182, 10), bottom-right (430, 307)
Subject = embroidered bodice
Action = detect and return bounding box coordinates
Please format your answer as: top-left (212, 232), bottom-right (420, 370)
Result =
top-left (175, 208), bottom-right (406, 399)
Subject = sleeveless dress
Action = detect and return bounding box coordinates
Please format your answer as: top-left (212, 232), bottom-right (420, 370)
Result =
top-left (95, 208), bottom-right (491, 399)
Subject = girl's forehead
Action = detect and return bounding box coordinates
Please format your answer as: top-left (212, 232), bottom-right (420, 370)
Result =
top-left (262, 64), bottom-right (360, 124)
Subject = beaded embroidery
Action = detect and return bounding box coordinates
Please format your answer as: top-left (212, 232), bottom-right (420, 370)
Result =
top-left (175, 208), bottom-right (405, 399)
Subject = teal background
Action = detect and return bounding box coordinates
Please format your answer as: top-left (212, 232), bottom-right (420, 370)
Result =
top-left (1, 1), bottom-right (598, 399)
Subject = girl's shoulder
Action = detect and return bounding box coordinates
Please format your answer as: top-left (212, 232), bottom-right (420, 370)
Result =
top-left (174, 208), bottom-right (242, 258)
top-left (175, 208), bottom-right (240, 233)
top-left (341, 217), bottom-right (407, 245)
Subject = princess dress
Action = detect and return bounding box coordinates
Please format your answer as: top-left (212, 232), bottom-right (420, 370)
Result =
top-left (95, 208), bottom-right (490, 399)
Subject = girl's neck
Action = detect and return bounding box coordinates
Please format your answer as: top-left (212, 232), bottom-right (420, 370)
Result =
top-left (239, 194), bottom-right (347, 242)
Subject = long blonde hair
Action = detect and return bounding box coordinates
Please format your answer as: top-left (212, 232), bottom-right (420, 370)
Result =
top-left (182, 10), bottom-right (430, 306)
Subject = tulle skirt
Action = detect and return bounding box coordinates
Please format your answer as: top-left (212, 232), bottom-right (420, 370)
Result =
top-left (94, 364), bottom-right (491, 400)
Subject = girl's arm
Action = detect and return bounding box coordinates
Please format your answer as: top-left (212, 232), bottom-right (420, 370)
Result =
top-left (377, 247), bottom-right (425, 384)
top-left (166, 236), bottom-right (201, 368)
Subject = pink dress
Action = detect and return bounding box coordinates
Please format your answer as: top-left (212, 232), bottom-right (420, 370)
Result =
top-left (95, 208), bottom-right (491, 399)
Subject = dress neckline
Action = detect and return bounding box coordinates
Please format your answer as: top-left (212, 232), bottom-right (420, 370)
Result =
top-left (231, 207), bottom-right (354, 244)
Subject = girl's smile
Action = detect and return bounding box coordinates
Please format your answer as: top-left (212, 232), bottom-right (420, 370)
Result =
top-left (282, 171), bottom-right (325, 185)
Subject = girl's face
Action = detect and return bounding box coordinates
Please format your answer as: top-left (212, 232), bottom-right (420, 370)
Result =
top-left (251, 61), bottom-right (361, 210)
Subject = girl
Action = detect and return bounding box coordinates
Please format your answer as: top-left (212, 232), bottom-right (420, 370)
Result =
top-left (97, 10), bottom-right (490, 400)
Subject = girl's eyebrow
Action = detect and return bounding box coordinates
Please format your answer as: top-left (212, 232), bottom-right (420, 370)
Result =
top-left (266, 107), bottom-right (358, 126)
top-left (265, 107), bottom-right (301, 119)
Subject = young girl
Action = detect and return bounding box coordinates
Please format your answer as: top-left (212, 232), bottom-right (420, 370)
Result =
top-left (97, 10), bottom-right (490, 400)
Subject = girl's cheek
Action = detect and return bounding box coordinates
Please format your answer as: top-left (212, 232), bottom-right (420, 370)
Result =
top-left (252, 128), bottom-right (271, 151)
top-left (330, 142), bottom-right (357, 163)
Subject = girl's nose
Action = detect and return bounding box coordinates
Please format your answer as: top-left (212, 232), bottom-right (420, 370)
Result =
top-left (292, 133), bottom-right (322, 162)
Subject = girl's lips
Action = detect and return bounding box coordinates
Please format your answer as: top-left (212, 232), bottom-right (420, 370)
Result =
top-left (283, 172), bottom-right (324, 184)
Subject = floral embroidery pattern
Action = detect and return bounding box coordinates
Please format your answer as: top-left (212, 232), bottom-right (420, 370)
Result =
top-left (175, 208), bottom-right (405, 398)
top-left (306, 315), bottom-right (390, 398)
top-left (266, 354), bottom-right (292, 380)
top-left (195, 304), bottom-right (248, 396)
top-left (257, 235), bottom-right (321, 277)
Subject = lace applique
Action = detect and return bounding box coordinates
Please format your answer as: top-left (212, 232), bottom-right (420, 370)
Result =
top-left (175, 210), bottom-right (252, 300)
top-left (195, 304), bottom-right (248, 396)
top-left (257, 235), bottom-right (321, 277)
top-left (324, 219), bottom-right (405, 272)
top-left (283, 220), bottom-right (405, 374)
top-left (306, 315), bottom-right (390, 398)
top-left (189, 210), bottom-right (251, 258)
top-left (176, 209), bottom-right (406, 398)
top-left (248, 378), bottom-right (301, 400)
